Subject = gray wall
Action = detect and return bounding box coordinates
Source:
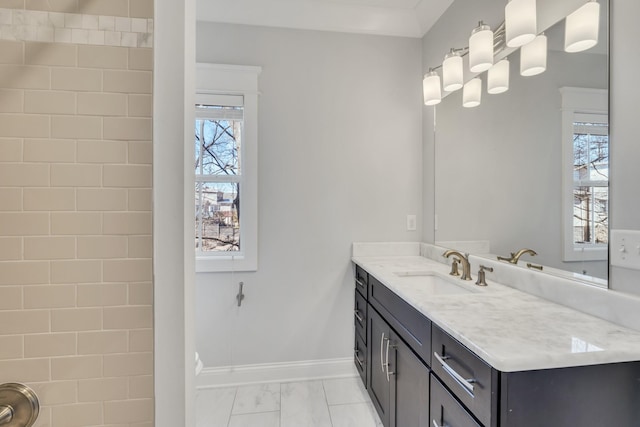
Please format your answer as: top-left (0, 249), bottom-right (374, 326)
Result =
top-left (195, 23), bottom-right (423, 366)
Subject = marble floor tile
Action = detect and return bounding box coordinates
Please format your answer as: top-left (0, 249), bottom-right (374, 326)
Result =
top-left (196, 387), bottom-right (237, 427)
top-left (329, 402), bottom-right (383, 427)
top-left (323, 377), bottom-right (370, 405)
top-left (228, 411), bottom-right (280, 427)
top-left (280, 380), bottom-right (333, 427)
top-left (232, 383), bottom-right (281, 415)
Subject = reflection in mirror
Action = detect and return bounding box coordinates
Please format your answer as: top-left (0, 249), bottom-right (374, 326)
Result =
top-left (434, 0), bottom-right (609, 284)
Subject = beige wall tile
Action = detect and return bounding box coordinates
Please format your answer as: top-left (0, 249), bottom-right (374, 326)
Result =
top-left (103, 117), bottom-right (151, 140)
top-left (51, 402), bottom-right (103, 427)
top-left (78, 330), bottom-right (128, 354)
top-left (103, 164), bottom-right (151, 187)
top-left (0, 310), bottom-right (49, 334)
top-left (0, 138), bottom-right (22, 162)
top-left (25, 333), bottom-right (77, 357)
top-left (77, 188), bottom-right (126, 211)
top-left (0, 212), bottom-right (49, 236)
top-left (128, 235), bottom-right (151, 258)
top-left (129, 375), bottom-right (153, 398)
top-left (51, 68), bottom-right (101, 92)
top-left (128, 189), bottom-right (151, 212)
top-left (24, 284), bottom-right (76, 308)
top-left (77, 283), bottom-right (127, 307)
top-left (0, 188), bottom-right (22, 212)
top-left (26, 42), bottom-right (77, 66)
top-left (128, 141), bottom-right (152, 164)
top-left (24, 90), bottom-right (76, 114)
top-left (29, 381), bottom-right (77, 405)
top-left (0, 163), bottom-right (49, 186)
top-left (0, 114), bottom-right (50, 138)
top-left (0, 286), bottom-right (22, 309)
top-left (51, 116), bottom-right (102, 139)
top-left (104, 398), bottom-right (153, 424)
top-left (77, 0), bottom-right (128, 16)
top-left (103, 258), bottom-right (152, 282)
top-left (52, 164), bottom-right (102, 187)
top-left (128, 94), bottom-right (152, 117)
top-left (103, 212), bottom-right (152, 235)
top-left (103, 70), bottom-right (151, 94)
top-left (77, 236), bottom-right (127, 259)
top-left (0, 40), bottom-right (24, 64)
top-left (0, 65), bottom-right (50, 89)
top-left (51, 260), bottom-right (101, 284)
top-left (0, 237), bottom-right (22, 260)
top-left (0, 358), bottom-right (50, 382)
top-left (51, 308), bottom-right (102, 332)
top-left (78, 92), bottom-right (127, 116)
top-left (78, 377), bottom-right (128, 402)
top-left (51, 212), bottom-right (102, 235)
top-left (32, 407), bottom-right (50, 427)
top-left (0, 89), bottom-right (24, 113)
top-left (24, 139), bottom-right (76, 163)
top-left (26, 0), bottom-right (79, 12)
top-left (128, 48), bottom-right (152, 70)
top-left (24, 188), bottom-right (76, 211)
top-left (103, 352), bottom-right (152, 377)
top-left (78, 45), bottom-right (128, 69)
top-left (77, 140), bottom-right (127, 163)
top-left (0, 261), bottom-right (49, 285)
top-left (129, 329), bottom-right (152, 353)
top-left (0, 336), bottom-right (23, 360)
top-left (128, 282), bottom-right (152, 305)
top-left (103, 306), bottom-right (152, 329)
top-left (130, 0), bottom-right (153, 18)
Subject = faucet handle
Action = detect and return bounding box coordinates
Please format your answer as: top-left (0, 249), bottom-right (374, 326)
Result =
top-left (449, 259), bottom-right (461, 277)
top-left (475, 265), bottom-right (494, 286)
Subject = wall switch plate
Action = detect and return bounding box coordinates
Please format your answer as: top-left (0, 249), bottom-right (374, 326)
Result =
top-left (407, 215), bottom-right (416, 231)
top-left (611, 229), bottom-right (640, 271)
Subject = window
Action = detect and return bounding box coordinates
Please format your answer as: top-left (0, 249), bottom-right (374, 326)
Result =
top-left (195, 64), bottom-right (261, 272)
top-left (561, 87), bottom-right (608, 261)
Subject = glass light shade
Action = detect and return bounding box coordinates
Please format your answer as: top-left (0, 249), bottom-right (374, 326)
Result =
top-left (463, 78), bottom-right (482, 108)
top-left (565, 1), bottom-right (600, 53)
top-left (469, 22), bottom-right (494, 73)
top-left (487, 59), bottom-right (510, 94)
top-left (520, 34), bottom-right (547, 76)
top-left (423, 71), bottom-right (442, 106)
top-left (505, 0), bottom-right (537, 48)
top-left (442, 51), bottom-right (463, 92)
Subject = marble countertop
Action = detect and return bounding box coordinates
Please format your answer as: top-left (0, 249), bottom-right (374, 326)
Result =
top-left (353, 254), bottom-right (640, 372)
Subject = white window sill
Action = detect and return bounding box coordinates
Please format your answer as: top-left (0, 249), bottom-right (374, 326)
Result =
top-left (196, 255), bottom-right (257, 273)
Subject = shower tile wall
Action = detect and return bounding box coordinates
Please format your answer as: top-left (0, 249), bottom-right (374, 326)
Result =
top-left (0, 1), bottom-right (154, 426)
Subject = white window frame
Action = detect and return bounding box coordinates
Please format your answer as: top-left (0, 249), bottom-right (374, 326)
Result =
top-left (194, 63), bottom-right (261, 272)
top-left (560, 87), bottom-right (608, 262)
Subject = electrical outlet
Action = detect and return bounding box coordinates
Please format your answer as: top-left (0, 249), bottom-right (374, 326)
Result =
top-left (407, 214), bottom-right (416, 231)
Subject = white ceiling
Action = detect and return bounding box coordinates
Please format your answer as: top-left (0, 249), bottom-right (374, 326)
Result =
top-left (196, 0), bottom-right (455, 38)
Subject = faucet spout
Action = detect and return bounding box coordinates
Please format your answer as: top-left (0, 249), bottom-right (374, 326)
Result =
top-left (497, 248), bottom-right (537, 264)
top-left (443, 250), bottom-right (472, 281)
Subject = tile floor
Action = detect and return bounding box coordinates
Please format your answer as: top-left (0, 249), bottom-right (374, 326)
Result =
top-left (196, 377), bottom-right (384, 427)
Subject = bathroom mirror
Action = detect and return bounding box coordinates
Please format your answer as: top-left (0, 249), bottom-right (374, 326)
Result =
top-left (434, 0), bottom-right (609, 283)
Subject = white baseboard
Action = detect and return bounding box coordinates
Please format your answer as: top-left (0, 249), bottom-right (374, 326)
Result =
top-left (196, 357), bottom-right (358, 389)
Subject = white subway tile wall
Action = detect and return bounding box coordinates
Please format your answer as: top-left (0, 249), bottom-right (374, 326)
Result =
top-left (0, 1), bottom-right (154, 426)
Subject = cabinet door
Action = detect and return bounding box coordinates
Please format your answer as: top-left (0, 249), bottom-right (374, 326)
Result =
top-left (368, 308), bottom-right (392, 427)
top-left (390, 331), bottom-right (430, 427)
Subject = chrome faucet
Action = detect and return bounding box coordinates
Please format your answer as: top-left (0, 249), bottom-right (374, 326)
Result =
top-left (497, 248), bottom-right (537, 264)
top-left (443, 250), bottom-right (472, 281)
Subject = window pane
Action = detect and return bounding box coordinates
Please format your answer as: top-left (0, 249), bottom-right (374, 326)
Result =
top-left (195, 118), bottom-right (241, 176)
top-left (195, 182), bottom-right (240, 252)
top-left (573, 121), bottom-right (609, 182)
top-left (573, 186), bottom-right (608, 245)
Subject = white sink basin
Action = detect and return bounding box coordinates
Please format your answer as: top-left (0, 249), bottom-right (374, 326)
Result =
top-left (393, 271), bottom-right (476, 295)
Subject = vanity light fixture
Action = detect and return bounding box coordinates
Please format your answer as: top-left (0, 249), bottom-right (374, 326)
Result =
top-left (565, 0), bottom-right (600, 53)
top-left (423, 69), bottom-right (442, 106)
top-left (505, 0), bottom-right (537, 48)
top-left (442, 49), bottom-right (464, 92)
top-left (520, 33), bottom-right (547, 76)
top-left (487, 59), bottom-right (510, 94)
top-left (469, 21), bottom-right (494, 73)
top-left (463, 78), bottom-right (482, 108)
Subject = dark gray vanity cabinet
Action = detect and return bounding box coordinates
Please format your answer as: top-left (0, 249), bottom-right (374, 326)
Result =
top-left (353, 266), bottom-right (369, 385)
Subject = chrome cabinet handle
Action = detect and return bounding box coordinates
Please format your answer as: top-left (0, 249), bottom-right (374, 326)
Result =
top-left (432, 420), bottom-right (450, 427)
top-left (380, 333), bottom-right (386, 373)
top-left (433, 352), bottom-right (476, 395)
top-left (385, 338), bottom-right (396, 382)
top-left (354, 349), bottom-right (365, 369)
top-left (355, 278), bottom-right (366, 290)
top-left (354, 310), bottom-right (364, 323)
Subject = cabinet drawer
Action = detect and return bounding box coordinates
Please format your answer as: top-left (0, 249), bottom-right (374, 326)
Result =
top-left (354, 333), bottom-right (367, 386)
top-left (432, 325), bottom-right (497, 427)
top-left (354, 289), bottom-right (367, 343)
top-left (431, 374), bottom-right (481, 427)
top-left (368, 275), bottom-right (431, 365)
top-left (355, 265), bottom-right (368, 297)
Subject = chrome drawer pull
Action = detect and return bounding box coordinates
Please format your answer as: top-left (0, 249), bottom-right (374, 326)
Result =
top-left (380, 333), bottom-right (387, 372)
top-left (354, 310), bottom-right (364, 323)
top-left (432, 420), bottom-right (450, 427)
top-left (355, 279), bottom-right (366, 289)
top-left (433, 352), bottom-right (476, 395)
top-left (354, 349), bottom-right (365, 369)
top-left (385, 338), bottom-right (396, 382)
